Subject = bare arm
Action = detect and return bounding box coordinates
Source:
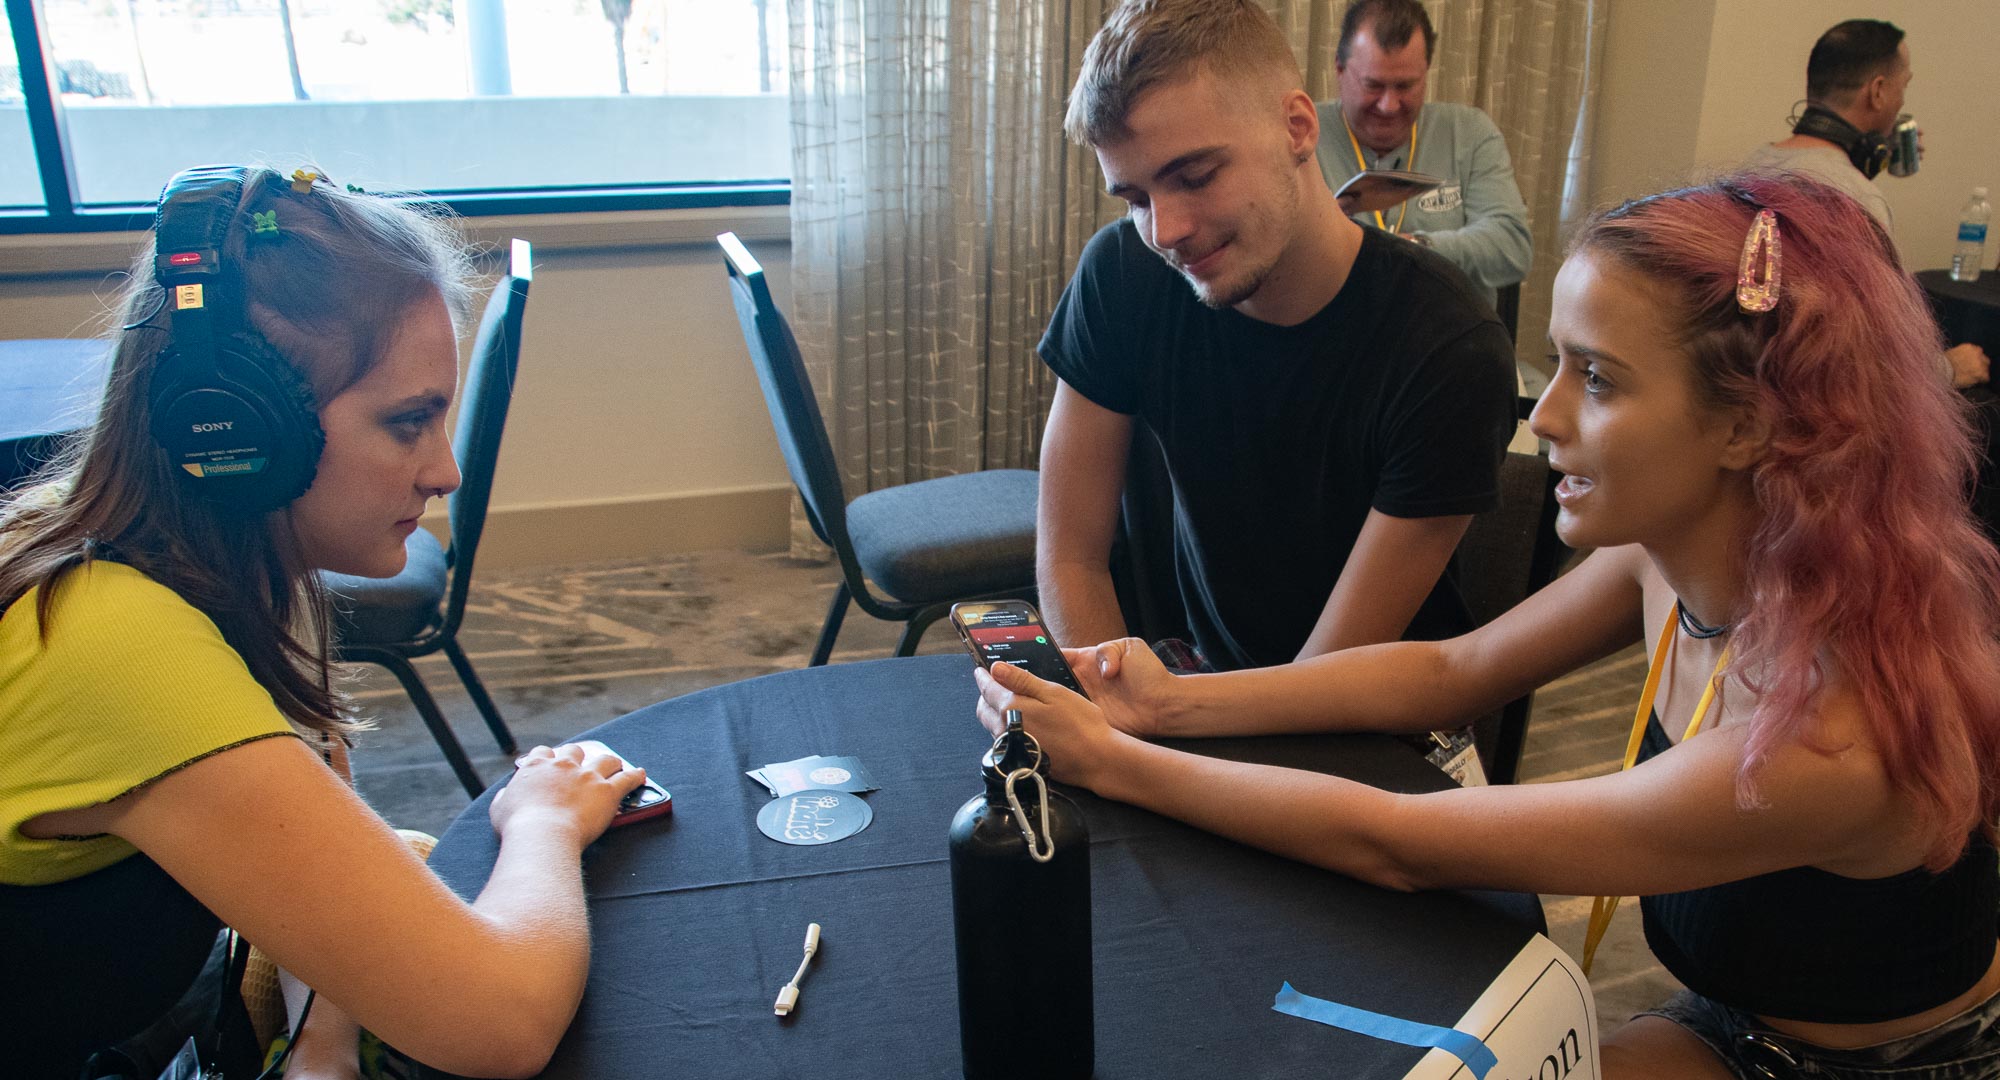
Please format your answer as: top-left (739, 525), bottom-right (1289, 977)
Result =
top-left (1294, 509), bottom-right (1473, 660)
top-left (1061, 545), bottom-right (1648, 741)
top-left (1084, 706), bottom-right (1906, 897)
top-left (54, 739), bottom-right (642, 1079)
top-left (1037, 380), bottom-right (1135, 649)
top-left (978, 625), bottom-right (1914, 899)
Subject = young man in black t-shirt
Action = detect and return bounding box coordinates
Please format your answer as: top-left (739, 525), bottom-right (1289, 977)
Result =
top-left (1038, 0), bottom-right (1516, 671)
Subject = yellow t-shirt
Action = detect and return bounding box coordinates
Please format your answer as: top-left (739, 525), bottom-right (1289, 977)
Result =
top-left (0, 560), bottom-right (297, 885)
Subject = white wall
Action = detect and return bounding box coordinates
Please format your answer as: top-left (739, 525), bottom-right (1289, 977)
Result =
top-left (1593, 0), bottom-right (2000, 270)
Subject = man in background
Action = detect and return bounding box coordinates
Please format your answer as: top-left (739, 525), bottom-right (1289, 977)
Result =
top-left (1745, 19), bottom-right (1987, 386)
top-left (1745, 19), bottom-right (1908, 234)
top-left (1316, 0), bottom-right (1530, 309)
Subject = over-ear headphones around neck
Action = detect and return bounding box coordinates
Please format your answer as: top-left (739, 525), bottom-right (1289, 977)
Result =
top-left (148, 165), bottom-right (325, 514)
top-left (1791, 103), bottom-right (1890, 180)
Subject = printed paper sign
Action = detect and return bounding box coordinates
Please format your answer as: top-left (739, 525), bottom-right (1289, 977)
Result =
top-left (1402, 934), bottom-right (1599, 1080)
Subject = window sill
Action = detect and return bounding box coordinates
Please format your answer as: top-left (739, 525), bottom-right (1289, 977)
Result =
top-left (0, 202), bottom-right (790, 279)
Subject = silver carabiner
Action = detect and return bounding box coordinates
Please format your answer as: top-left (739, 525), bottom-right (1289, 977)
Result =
top-left (1003, 766), bottom-right (1056, 863)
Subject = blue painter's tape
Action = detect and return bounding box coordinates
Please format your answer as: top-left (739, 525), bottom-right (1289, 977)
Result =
top-left (1272, 982), bottom-right (1497, 1078)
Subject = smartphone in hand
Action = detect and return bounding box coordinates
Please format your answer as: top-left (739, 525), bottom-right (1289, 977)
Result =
top-left (949, 600), bottom-right (1088, 698)
top-left (566, 739), bottom-right (672, 826)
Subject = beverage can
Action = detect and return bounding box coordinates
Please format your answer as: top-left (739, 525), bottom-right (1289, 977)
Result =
top-left (1887, 115), bottom-right (1921, 177)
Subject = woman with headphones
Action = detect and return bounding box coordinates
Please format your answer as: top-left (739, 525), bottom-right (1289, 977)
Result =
top-left (1, 167), bottom-right (643, 1079)
top-left (977, 171), bottom-right (2000, 1079)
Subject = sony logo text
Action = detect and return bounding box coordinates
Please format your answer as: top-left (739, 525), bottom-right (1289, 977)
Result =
top-left (191, 422), bottom-right (235, 433)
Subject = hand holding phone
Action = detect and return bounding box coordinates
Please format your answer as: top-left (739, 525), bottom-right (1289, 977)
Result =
top-left (570, 740), bottom-right (673, 825)
top-left (513, 739), bottom-right (671, 826)
top-left (950, 600), bottom-right (1087, 698)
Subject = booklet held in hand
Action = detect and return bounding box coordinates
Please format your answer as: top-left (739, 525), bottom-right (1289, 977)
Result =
top-left (1334, 169), bottom-right (1444, 215)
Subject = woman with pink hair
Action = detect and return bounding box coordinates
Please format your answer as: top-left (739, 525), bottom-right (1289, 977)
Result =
top-left (978, 171), bottom-right (2000, 1078)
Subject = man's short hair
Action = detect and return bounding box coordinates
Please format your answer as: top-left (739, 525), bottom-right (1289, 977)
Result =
top-left (1064, 0), bottom-right (1300, 147)
top-left (1336, 0), bottom-right (1436, 67)
top-left (1806, 19), bottom-right (1905, 104)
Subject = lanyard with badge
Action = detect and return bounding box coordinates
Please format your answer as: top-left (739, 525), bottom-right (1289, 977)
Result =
top-left (1580, 603), bottom-right (1731, 975)
top-left (1343, 113), bottom-right (1419, 234)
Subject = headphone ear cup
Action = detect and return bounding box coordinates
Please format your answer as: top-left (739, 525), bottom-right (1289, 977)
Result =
top-left (149, 332), bottom-right (325, 513)
top-left (1854, 135), bottom-right (1890, 179)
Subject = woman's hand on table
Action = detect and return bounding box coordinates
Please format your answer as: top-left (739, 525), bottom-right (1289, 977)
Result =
top-left (490, 743), bottom-right (648, 844)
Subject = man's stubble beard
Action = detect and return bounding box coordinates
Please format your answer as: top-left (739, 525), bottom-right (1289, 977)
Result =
top-left (1183, 162), bottom-right (1303, 311)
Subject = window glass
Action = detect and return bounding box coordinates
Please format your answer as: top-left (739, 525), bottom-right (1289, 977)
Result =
top-left (0, 8), bottom-right (46, 210)
top-left (32, 0), bottom-right (789, 207)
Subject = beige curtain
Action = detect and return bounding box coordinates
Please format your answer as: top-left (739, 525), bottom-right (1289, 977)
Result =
top-left (785, 0), bottom-right (1600, 557)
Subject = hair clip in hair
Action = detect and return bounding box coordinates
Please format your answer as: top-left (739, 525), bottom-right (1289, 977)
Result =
top-left (1736, 208), bottom-right (1781, 313)
top-left (344, 183), bottom-right (366, 195)
top-left (289, 168), bottom-right (325, 194)
top-left (249, 210), bottom-right (279, 238)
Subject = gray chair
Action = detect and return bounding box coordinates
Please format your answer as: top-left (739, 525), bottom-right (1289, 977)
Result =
top-left (325, 240), bottom-right (532, 797)
top-left (1457, 396), bottom-right (1568, 784)
top-left (719, 232), bottom-right (1038, 665)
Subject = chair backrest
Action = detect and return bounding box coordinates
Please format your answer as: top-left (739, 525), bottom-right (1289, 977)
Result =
top-left (1457, 400), bottom-right (1567, 784)
top-left (441, 238), bottom-right (531, 627)
top-left (1456, 448), bottom-right (1561, 628)
top-left (718, 232), bottom-right (849, 551)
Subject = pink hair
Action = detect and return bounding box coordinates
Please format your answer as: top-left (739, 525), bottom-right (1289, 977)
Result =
top-left (1576, 171), bottom-right (2000, 868)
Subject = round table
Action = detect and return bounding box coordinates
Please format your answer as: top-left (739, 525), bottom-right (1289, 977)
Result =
top-left (423, 655), bottom-right (1545, 1079)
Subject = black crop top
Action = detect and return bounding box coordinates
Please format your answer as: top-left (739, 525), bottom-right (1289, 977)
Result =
top-left (1635, 711), bottom-right (1999, 1023)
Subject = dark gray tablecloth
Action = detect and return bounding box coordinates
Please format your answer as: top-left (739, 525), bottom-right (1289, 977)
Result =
top-left (0, 338), bottom-right (111, 490)
top-left (426, 654), bottom-right (1544, 1079)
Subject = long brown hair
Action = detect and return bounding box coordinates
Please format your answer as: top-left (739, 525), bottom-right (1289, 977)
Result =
top-left (0, 168), bottom-right (475, 735)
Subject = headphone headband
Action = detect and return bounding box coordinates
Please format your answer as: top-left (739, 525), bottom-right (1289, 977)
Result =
top-left (155, 166), bottom-right (263, 384)
top-left (1792, 104), bottom-right (1889, 179)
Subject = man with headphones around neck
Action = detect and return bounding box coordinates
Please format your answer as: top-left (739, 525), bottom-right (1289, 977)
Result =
top-left (1745, 20), bottom-right (1990, 389)
top-left (1745, 19), bottom-right (1910, 237)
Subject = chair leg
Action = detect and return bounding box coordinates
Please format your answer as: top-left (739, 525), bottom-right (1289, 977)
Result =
top-left (894, 604), bottom-right (950, 658)
top-left (370, 653), bottom-right (486, 798)
top-left (444, 638), bottom-right (516, 755)
top-left (809, 582), bottom-right (851, 667)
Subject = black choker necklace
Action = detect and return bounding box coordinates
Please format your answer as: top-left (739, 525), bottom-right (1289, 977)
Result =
top-left (1676, 599), bottom-right (1731, 640)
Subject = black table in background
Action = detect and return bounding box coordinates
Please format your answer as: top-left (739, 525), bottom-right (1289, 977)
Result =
top-left (426, 654), bottom-right (1544, 1080)
top-left (1920, 272), bottom-right (2000, 539)
top-left (0, 338), bottom-right (111, 491)
top-left (1921, 269), bottom-right (2000, 355)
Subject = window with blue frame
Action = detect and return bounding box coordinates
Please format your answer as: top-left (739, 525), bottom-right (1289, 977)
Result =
top-left (3, 0), bottom-right (789, 229)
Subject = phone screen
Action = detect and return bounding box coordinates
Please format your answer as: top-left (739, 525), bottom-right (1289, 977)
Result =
top-left (951, 601), bottom-right (1086, 697)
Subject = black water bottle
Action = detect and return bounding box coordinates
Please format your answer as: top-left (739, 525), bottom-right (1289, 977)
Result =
top-left (948, 711), bottom-right (1093, 1079)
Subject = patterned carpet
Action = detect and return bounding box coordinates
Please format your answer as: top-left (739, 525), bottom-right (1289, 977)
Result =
top-left (344, 550), bottom-right (1677, 1029)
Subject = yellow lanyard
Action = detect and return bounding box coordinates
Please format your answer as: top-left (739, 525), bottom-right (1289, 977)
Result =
top-left (1344, 112), bottom-right (1419, 234)
top-left (1579, 604), bottom-right (1731, 976)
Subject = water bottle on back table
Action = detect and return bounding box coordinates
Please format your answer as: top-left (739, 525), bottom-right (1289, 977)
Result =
top-left (1952, 187), bottom-right (1990, 283)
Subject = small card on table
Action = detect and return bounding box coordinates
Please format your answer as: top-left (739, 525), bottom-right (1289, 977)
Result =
top-left (748, 754), bottom-right (878, 797)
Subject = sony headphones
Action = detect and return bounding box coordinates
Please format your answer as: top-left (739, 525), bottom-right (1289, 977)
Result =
top-left (1791, 103), bottom-right (1890, 179)
top-left (148, 165), bottom-right (324, 514)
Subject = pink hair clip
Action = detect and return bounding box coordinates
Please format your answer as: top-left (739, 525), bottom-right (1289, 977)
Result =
top-left (1736, 208), bottom-right (1781, 314)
